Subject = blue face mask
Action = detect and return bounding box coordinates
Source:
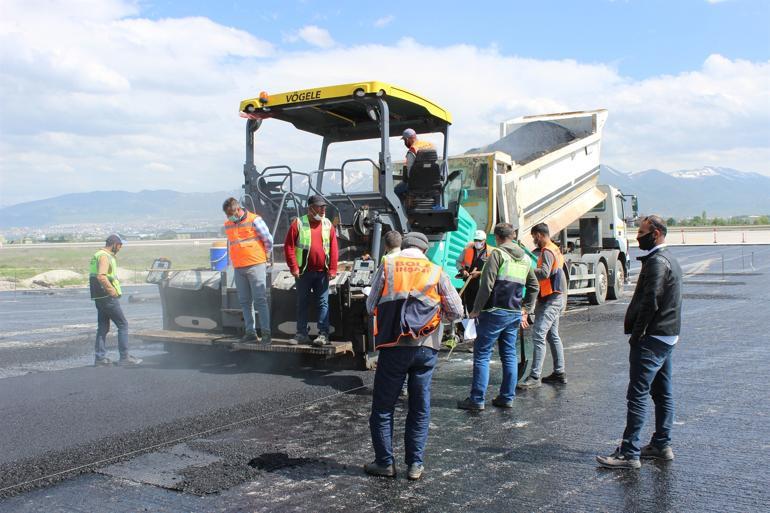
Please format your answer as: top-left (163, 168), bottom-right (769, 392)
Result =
top-left (228, 214), bottom-right (240, 222)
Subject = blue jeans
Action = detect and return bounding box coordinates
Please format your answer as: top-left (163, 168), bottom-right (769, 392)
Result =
top-left (530, 295), bottom-right (565, 377)
top-left (94, 297), bottom-right (129, 360)
top-left (470, 310), bottom-right (521, 403)
top-left (370, 346), bottom-right (438, 466)
top-left (234, 264), bottom-right (270, 337)
top-left (621, 335), bottom-right (675, 459)
top-left (394, 181), bottom-right (408, 200)
top-left (296, 271), bottom-right (329, 337)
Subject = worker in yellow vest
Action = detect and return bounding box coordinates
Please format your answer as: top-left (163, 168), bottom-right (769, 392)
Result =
top-left (395, 128), bottom-right (436, 200)
top-left (89, 234), bottom-right (141, 366)
top-left (223, 197), bottom-right (273, 345)
top-left (364, 232), bottom-right (463, 481)
top-left (284, 195), bottom-right (338, 347)
top-left (519, 222), bottom-right (569, 388)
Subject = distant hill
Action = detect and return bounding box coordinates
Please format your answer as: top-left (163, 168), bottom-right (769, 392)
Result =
top-left (0, 190), bottom-right (238, 229)
top-left (599, 166), bottom-right (770, 218)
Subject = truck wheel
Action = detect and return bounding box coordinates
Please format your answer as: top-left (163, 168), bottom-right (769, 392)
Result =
top-left (606, 261), bottom-right (624, 300)
top-left (588, 262), bottom-right (607, 305)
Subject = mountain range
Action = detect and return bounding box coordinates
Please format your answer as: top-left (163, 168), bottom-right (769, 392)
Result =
top-left (1, 167), bottom-right (768, 230)
top-left (599, 166), bottom-right (770, 218)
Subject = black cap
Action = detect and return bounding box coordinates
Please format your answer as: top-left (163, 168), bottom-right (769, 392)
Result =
top-left (307, 195), bottom-right (328, 207)
top-left (106, 234), bottom-right (125, 246)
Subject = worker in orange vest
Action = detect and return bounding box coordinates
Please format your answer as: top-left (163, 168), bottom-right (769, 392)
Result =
top-left (456, 229), bottom-right (491, 313)
top-left (364, 232), bottom-right (463, 481)
top-left (519, 222), bottom-right (569, 388)
top-left (223, 197), bottom-right (273, 345)
top-left (395, 128), bottom-right (436, 200)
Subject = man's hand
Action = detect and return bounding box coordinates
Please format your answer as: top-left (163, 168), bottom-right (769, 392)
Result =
top-left (461, 269), bottom-right (470, 278)
top-left (328, 271), bottom-right (337, 279)
top-left (520, 313), bottom-right (529, 329)
top-left (468, 310), bottom-right (479, 319)
top-left (291, 269), bottom-right (300, 279)
top-left (470, 270), bottom-right (481, 279)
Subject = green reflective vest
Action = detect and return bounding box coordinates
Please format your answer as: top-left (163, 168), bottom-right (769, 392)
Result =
top-left (89, 249), bottom-right (122, 299)
top-left (295, 215), bottom-right (332, 273)
top-left (482, 247), bottom-right (531, 312)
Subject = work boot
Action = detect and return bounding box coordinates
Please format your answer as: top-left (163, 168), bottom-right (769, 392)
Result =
top-left (456, 397), bottom-right (485, 411)
top-left (641, 444), bottom-right (674, 461)
top-left (363, 461), bottom-right (396, 478)
top-left (491, 396), bottom-right (514, 408)
top-left (94, 357), bottom-right (113, 367)
top-left (288, 334), bottom-right (310, 345)
top-left (517, 376), bottom-right (541, 389)
top-left (312, 334), bottom-right (331, 347)
top-left (239, 331), bottom-right (258, 343)
top-left (596, 448), bottom-right (641, 469)
top-left (117, 355), bottom-right (143, 366)
top-left (407, 463), bottom-right (424, 481)
top-left (541, 372), bottom-right (568, 384)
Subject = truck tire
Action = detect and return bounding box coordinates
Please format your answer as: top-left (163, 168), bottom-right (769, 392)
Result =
top-left (588, 262), bottom-right (608, 305)
top-left (606, 261), bottom-right (624, 300)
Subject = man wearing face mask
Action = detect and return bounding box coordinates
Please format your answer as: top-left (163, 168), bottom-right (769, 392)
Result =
top-left (284, 195), bottom-right (339, 347)
top-left (597, 215), bottom-right (682, 469)
top-left (456, 230), bottom-right (491, 313)
top-left (223, 197), bottom-right (273, 345)
top-left (89, 234), bottom-right (141, 366)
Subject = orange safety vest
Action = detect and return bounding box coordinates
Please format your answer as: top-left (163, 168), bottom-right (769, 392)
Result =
top-left (408, 139), bottom-right (435, 156)
top-left (460, 242), bottom-right (490, 269)
top-left (374, 255), bottom-right (442, 349)
top-left (537, 240), bottom-right (565, 298)
top-left (224, 211), bottom-right (267, 268)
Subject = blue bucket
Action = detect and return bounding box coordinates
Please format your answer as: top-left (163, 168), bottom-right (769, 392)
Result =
top-left (210, 242), bottom-right (229, 271)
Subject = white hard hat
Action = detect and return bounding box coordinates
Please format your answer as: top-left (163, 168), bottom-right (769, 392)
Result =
top-left (474, 230), bottom-right (486, 241)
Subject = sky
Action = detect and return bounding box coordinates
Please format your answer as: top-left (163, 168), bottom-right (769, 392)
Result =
top-left (1, 0), bottom-right (769, 206)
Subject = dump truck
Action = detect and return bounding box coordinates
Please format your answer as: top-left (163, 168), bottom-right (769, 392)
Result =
top-left (138, 82), bottom-right (618, 375)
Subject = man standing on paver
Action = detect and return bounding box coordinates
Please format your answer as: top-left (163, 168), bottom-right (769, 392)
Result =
top-left (89, 234), bottom-right (142, 366)
top-left (365, 232), bottom-right (463, 480)
top-left (519, 223), bottom-right (568, 388)
top-left (223, 198), bottom-right (273, 345)
top-left (457, 223), bottom-right (539, 410)
top-left (597, 215), bottom-right (682, 469)
top-left (284, 195), bottom-right (338, 347)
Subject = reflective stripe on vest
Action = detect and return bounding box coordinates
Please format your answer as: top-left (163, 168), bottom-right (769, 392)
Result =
top-left (225, 211), bottom-right (267, 268)
top-left (295, 215), bottom-right (332, 273)
top-left (537, 240), bottom-right (565, 298)
top-left (482, 248), bottom-right (531, 312)
top-left (89, 249), bottom-right (121, 299)
top-left (374, 256), bottom-right (442, 349)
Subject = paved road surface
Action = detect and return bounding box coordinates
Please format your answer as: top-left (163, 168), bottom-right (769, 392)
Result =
top-left (1, 246), bottom-right (768, 512)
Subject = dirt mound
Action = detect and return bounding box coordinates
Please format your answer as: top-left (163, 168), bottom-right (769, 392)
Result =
top-left (21, 270), bottom-right (83, 288)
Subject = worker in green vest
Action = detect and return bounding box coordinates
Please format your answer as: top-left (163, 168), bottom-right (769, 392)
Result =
top-left (89, 234), bottom-right (142, 366)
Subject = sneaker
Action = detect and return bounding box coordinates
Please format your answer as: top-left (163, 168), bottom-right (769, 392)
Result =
top-left (259, 336), bottom-right (272, 346)
top-left (596, 448), bottom-right (641, 469)
top-left (517, 376), bottom-right (542, 389)
top-left (288, 334), bottom-right (310, 345)
top-left (491, 396), bottom-right (514, 408)
top-left (117, 355), bottom-right (143, 366)
top-left (94, 357), bottom-right (113, 367)
top-left (641, 444), bottom-right (674, 461)
top-left (541, 372), bottom-right (568, 384)
top-left (456, 397), bottom-right (485, 411)
top-left (363, 461), bottom-right (396, 478)
top-left (407, 463), bottom-right (424, 481)
top-left (312, 334), bottom-right (331, 347)
top-left (239, 332), bottom-right (258, 343)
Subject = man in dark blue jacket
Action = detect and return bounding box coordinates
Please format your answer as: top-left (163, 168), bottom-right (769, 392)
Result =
top-left (597, 215), bottom-right (683, 469)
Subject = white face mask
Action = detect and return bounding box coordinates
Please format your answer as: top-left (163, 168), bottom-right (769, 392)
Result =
top-left (474, 241), bottom-right (485, 249)
top-left (313, 213), bottom-right (323, 221)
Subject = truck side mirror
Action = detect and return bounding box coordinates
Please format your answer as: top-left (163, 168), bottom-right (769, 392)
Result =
top-left (631, 196), bottom-right (639, 218)
top-left (446, 169), bottom-right (462, 182)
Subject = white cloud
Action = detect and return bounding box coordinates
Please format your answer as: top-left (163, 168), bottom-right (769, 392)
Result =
top-left (706, 0), bottom-right (732, 4)
top-left (295, 25), bottom-right (335, 48)
top-left (0, 0), bottom-right (768, 207)
top-left (374, 15), bottom-right (395, 28)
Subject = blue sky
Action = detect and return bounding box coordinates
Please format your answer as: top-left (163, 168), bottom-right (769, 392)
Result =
top-left (143, 0), bottom-right (770, 79)
top-left (1, 0), bottom-right (768, 205)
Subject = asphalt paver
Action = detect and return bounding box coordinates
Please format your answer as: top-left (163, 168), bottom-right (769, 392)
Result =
top-left (1, 246), bottom-right (768, 512)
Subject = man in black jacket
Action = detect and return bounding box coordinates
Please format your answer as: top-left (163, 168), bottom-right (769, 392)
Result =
top-left (597, 215), bottom-right (682, 469)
